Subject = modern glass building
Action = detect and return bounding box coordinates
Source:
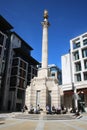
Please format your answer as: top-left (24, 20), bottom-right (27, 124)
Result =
top-left (0, 15), bottom-right (39, 112)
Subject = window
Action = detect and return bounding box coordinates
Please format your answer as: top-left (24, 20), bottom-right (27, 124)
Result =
top-left (84, 60), bottom-right (87, 69)
top-left (73, 51), bottom-right (79, 60)
top-left (17, 89), bottom-right (23, 99)
top-left (20, 60), bottom-right (26, 69)
top-left (3, 49), bottom-right (6, 61)
top-left (75, 62), bottom-right (81, 72)
top-left (19, 69), bottom-right (26, 78)
top-left (1, 62), bottom-right (5, 75)
top-left (0, 47), bottom-right (2, 55)
top-left (17, 78), bottom-right (25, 88)
top-left (50, 67), bottom-right (57, 71)
top-left (16, 103), bottom-right (22, 111)
top-left (34, 69), bottom-right (37, 76)
top-left (84, 72), bottom-right (87, 80)
top-left (12, 35), bottom-right (15, 40)
top-left (82, 48), bottom-right (87, 58)
top-left (0, 33), bottom-right (4, 45)
top-left (11, 67), bottom-right (18, 75)
top-left (12, 58), bottom-right (19, 66)
top-left (73, 42), bottom-right (80, 49)
top-left (83, 39), bottom-right (87, 46)
top-left (75, 73), bottom-right (81, 82)
top-left (27, 73), bottom-right (31, 81)
top-left (78, 91), bottom-right (84, 102)
top-left (10, 76), bottom-right (17, 86)
top-left (28, 66), bottom-right (31, 73)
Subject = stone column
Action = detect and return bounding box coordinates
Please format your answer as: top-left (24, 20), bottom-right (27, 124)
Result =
top-left (38, 10), bottom-right (50, 78)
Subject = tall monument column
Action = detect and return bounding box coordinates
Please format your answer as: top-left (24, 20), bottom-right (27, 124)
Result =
top-left (25, 10), bottom-right (61, 112)
top-left (38, 10), bottom-right (50, 78)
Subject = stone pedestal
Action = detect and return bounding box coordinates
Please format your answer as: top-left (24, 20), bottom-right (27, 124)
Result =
top-left (25, 76), bottom-right (61, 111)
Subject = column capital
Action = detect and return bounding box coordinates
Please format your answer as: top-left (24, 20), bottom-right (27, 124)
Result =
top-left (41, 21), bottom-right (50, 28)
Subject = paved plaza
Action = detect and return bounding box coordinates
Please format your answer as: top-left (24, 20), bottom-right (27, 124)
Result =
top-left (0, 113), bottom-right (87, 130)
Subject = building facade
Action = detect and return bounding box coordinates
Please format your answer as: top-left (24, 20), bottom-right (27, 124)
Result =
top-left (0, 15), bottom-right (39, 112)
top-left (61, 32), bottom-right (87, 111)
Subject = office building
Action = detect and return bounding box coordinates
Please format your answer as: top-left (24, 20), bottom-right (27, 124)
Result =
top-left (0, 15), bottom-right (39, 111)
top-left (61, 32), bottom-right (87, 110)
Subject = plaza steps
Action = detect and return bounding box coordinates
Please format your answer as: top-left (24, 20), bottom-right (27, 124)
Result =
top-left (43, 114), bottom-right (76, 120)
top-left (13, 113), bottom-right (76, 120)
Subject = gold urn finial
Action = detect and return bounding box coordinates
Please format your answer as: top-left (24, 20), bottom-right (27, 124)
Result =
top-left (44, 10), bottom-right (48, 19)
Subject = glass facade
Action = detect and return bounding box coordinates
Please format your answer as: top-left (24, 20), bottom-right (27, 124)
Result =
top-left (0, 15), bottom-right (39, 112)
top-left (10, 58), bottom-right (27, 89)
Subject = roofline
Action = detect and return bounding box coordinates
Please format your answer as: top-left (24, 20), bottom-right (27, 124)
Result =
top-left (11, 31), bottom-right (33, 50)
top-left (0, 15), bottom-right (13, 30)
top-left (70, 32), bottom-right (87, 41)
top-left (13, 48), bottom-right (39, 65)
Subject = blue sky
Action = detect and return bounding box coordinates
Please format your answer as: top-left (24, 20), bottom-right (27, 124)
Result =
top-left (0, 0), bottom-right (87, 68)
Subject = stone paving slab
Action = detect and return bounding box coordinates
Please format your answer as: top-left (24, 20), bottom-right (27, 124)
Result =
top-left (0, 117), bottom-right (5, 124)
top-left (44, 119), bottom-right (87, 130)
top-left (0, 118), bottom-right (87, 130)
top-left (44, 122), bottom-right (75, 130)
top-left (0, 119), bottom-right (37, 130)
top-left (0, 112), bottom-right (87, 130)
